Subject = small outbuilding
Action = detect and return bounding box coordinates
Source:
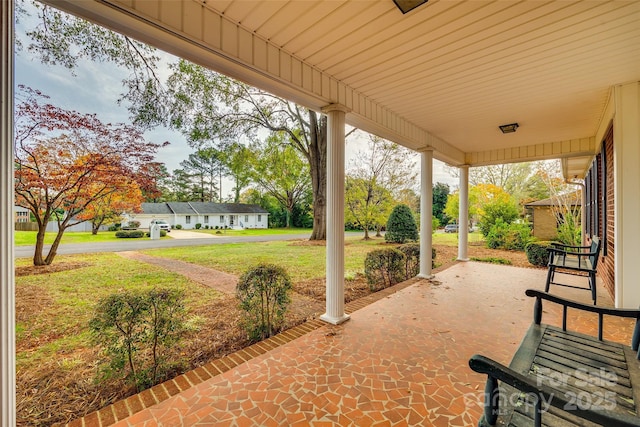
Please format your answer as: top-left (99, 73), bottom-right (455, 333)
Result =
top-left (525, 194), bottom-right (581, 241)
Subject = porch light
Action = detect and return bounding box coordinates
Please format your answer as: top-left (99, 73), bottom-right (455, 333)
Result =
top-left (499, 123), bottom-right (519, 134)
top-left (393, 0), bottom-right (428, 14)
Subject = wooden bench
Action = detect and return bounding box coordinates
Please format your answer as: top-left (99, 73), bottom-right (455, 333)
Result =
top-left (469, 289), bottom-right (640, 427)
top-left (545, 236), bottom-right (601, 305)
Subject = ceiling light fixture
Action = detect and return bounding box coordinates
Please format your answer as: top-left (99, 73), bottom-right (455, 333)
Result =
top-left (393, 0), bottom-right (428, 14)
top-left (499, 123), bottom-right (519, 134)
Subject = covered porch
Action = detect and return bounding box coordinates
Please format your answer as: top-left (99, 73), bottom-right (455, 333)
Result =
top-left (71, 262), bottom-right (633, 426)
top-left (2, 1), bottom-right (640, 424)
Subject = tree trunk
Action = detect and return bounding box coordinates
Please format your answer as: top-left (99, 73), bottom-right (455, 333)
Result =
top-left (44, 228), bottom-right (67, 265)
top-left (308, 112), bottom-right (327, 241)
top-left (33, 223), bottom-right (47, 266)
top-left (376, 224), bottom-right (383, 237)
top-left (363, 227), bottom-right (370, 240)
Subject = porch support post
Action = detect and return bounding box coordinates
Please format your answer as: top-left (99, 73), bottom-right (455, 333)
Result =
top-left (458, 165), bottom-right (469, 261)
top-left (418, 148), bottom-right (433, 278)
top-left (0, 0), bottom-right (16, 424)
top-left (613, 82), bottom-right (640, 308)
top-left (320, 104), bottom-right (350, 325)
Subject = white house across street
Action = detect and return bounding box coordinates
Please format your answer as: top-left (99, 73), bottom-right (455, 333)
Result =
top-left (127, 202), bottom-right (269, 230)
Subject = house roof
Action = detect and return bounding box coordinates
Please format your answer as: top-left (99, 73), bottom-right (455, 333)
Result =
top-left (48, 0), bottom-right (640, 180)
top-left (525, 194), bottom-right (581, 207)
top-left (141, 202), bottom-right (268, 215)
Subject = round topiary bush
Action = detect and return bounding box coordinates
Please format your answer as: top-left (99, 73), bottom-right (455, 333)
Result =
top-left (525, 241), bottom-right (554, 267)
top-left (385, 204), bottom-right (418, 244)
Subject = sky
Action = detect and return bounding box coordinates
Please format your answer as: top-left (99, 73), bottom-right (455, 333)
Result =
top-left (14, 1), bottom-right (459, 196)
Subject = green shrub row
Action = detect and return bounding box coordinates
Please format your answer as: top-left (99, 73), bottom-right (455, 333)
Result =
top-left (364, 244), bottom-right (435, 291)
top-left (115, 230), bottom-right (145, 238)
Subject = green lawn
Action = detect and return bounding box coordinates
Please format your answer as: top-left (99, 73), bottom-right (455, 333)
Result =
top-left (16, 253), bottom-right (222, 368)
top-left (14, 228), bottom-right (311, 246)
top-left (144, 235), bottom-right (386, 282)
top-left (194, 227), bottom-right (311, 236)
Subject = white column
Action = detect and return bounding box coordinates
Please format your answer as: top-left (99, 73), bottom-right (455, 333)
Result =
top-left (613, 82), bottom-right (640, 308)
top-left (1, 0), bottom-right (16, 424)
top-left (418, 148), bottom-right (433, 278)
top-left (458, 165), bottom-right (469, 261)
top-left (320, 104), bottom-right (350, 325)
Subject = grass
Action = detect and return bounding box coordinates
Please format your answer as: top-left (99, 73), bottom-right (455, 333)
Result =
top-left (14, 227), bottom-right (310, 246)
top-left (15, 253), bottom-right (222, 368)
top-left (144, 235), bottom-right (386, 282)
top-left (195, 227), bottom-right (311, 236)
top-left (470, 256), bottom-right (512, 265)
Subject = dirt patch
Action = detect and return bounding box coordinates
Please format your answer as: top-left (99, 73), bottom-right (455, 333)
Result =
top-left (433, 243), bottom-right (537, 270)
top-left (295, 275), bottom-right (372, 303)
top-left (15, 262), bottom-right (91, 277)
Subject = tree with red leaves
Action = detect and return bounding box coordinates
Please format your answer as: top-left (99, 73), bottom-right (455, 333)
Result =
top-left (14, 86), bottom-right (167, 265)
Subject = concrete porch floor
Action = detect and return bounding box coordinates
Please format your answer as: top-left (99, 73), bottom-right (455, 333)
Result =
top-left (109, 262), bottom-right (635, 426)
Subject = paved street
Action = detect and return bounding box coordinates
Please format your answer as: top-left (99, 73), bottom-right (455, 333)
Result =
top-left (14, 231), bottom-right (314, 258)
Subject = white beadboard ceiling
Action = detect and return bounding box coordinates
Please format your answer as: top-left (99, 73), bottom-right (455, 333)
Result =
top-left (46, 0), bottom-right (640, 174)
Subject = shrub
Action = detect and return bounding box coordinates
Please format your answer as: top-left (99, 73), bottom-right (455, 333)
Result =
top-left (215, 225), bottom-right (219, 230)
top-left (115, 230), bottom-right (145, 238)
top-left (236, 264), bottom-right (292, 341)
top-left (398, 243), bottom-right (420, 279)
top-left (486, 220), bottom-right (533, 251)
top-left (204, 225), bottom-right (209, 229)
top-left (486, 218), bottom-right (509, 249)
top-left (216, 230), bottom-right (222, 234)
top-left (195, 223), bottom-right (202, 229)
top-left (385, 204), bottom-right (418, 243)
top-left (504, 223), bottom-right (533, 250)
top-left (90, 288), bottom-right (186, 391)
top-left (175, 224), bottom-right (183, 230)
top-left (364, 248), bottom-right (406, 291)
top-left (525, 241), bottom-right (554, 267)
top-left (107, 225), bottom-right (119, 232)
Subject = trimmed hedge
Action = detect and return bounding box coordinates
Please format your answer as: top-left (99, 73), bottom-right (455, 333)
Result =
top-left (525, 240), bottom-right (554, 267)
top-left (115, 230), bottom-right (145, 238)
top-left (398, 243), bottom-right (420, 279)
top-left (364, 248), bottom-right (406, 291)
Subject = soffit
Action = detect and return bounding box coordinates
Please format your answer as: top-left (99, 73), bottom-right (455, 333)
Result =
top-left (45, 0), bottom-right (640, 168)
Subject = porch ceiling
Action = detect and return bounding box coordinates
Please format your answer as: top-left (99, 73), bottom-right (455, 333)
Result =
top-left (46, 0), bottom-right (640, 171)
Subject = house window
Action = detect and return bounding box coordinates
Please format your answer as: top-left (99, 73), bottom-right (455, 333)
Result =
top-left (245, 215), bottom-right (249, 222)
top-left (258, 215), bottom-right (262, 222)
top-left (220, 215), bottom-right (224, 223)
top-left (204, 215), bottom-right (209, 224)
top-left (186, 215), bottom-right (191, 224)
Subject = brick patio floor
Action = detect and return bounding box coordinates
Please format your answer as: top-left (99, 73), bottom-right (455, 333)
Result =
top-left (88, 262), bottom-right (636, 426)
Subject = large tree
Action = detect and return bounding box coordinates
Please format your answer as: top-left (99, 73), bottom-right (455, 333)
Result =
top-left (346, 134), bottom-right (417, 237)
top-left (143, 60), bottom-right (329, 239)
top-left (249, 134), bottom-right (311, 229)
top-left (179, 148), bottom-right (224, 202)
top-left (14, 87), bottom-right (164, 265)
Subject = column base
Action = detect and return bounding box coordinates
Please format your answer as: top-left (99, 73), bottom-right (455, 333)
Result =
top-left (457, 257), bottom-right (469, 262)
top-left (417, 273), bottom-right (434, 279)
top-left (320, 313), bottom-right (351, 325)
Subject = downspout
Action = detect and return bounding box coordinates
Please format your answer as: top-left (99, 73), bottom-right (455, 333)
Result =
top-left (566, 179), bottom-right (586, 246)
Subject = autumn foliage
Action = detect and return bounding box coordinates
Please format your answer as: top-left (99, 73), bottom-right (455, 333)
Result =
top-left (14, 86), bottom-right (166, 265)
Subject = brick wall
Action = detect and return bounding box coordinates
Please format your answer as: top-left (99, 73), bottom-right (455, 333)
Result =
top-left (599, 126), bottom-right (615, 299)
top-left (531, 206), bottom-right (558, 240)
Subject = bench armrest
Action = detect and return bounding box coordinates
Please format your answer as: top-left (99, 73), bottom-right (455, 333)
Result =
top-left (525, 289), bottom-right (640, 350)
top-left (551, 242), bottom-right (590, 250)
top-left (469, 354), bottom-right (640, 427)
top-left (548, 247), bottom-right (598, 258)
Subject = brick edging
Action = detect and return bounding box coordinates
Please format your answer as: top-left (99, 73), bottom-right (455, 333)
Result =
top-left (65, 276), bottom-right (426, 426)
